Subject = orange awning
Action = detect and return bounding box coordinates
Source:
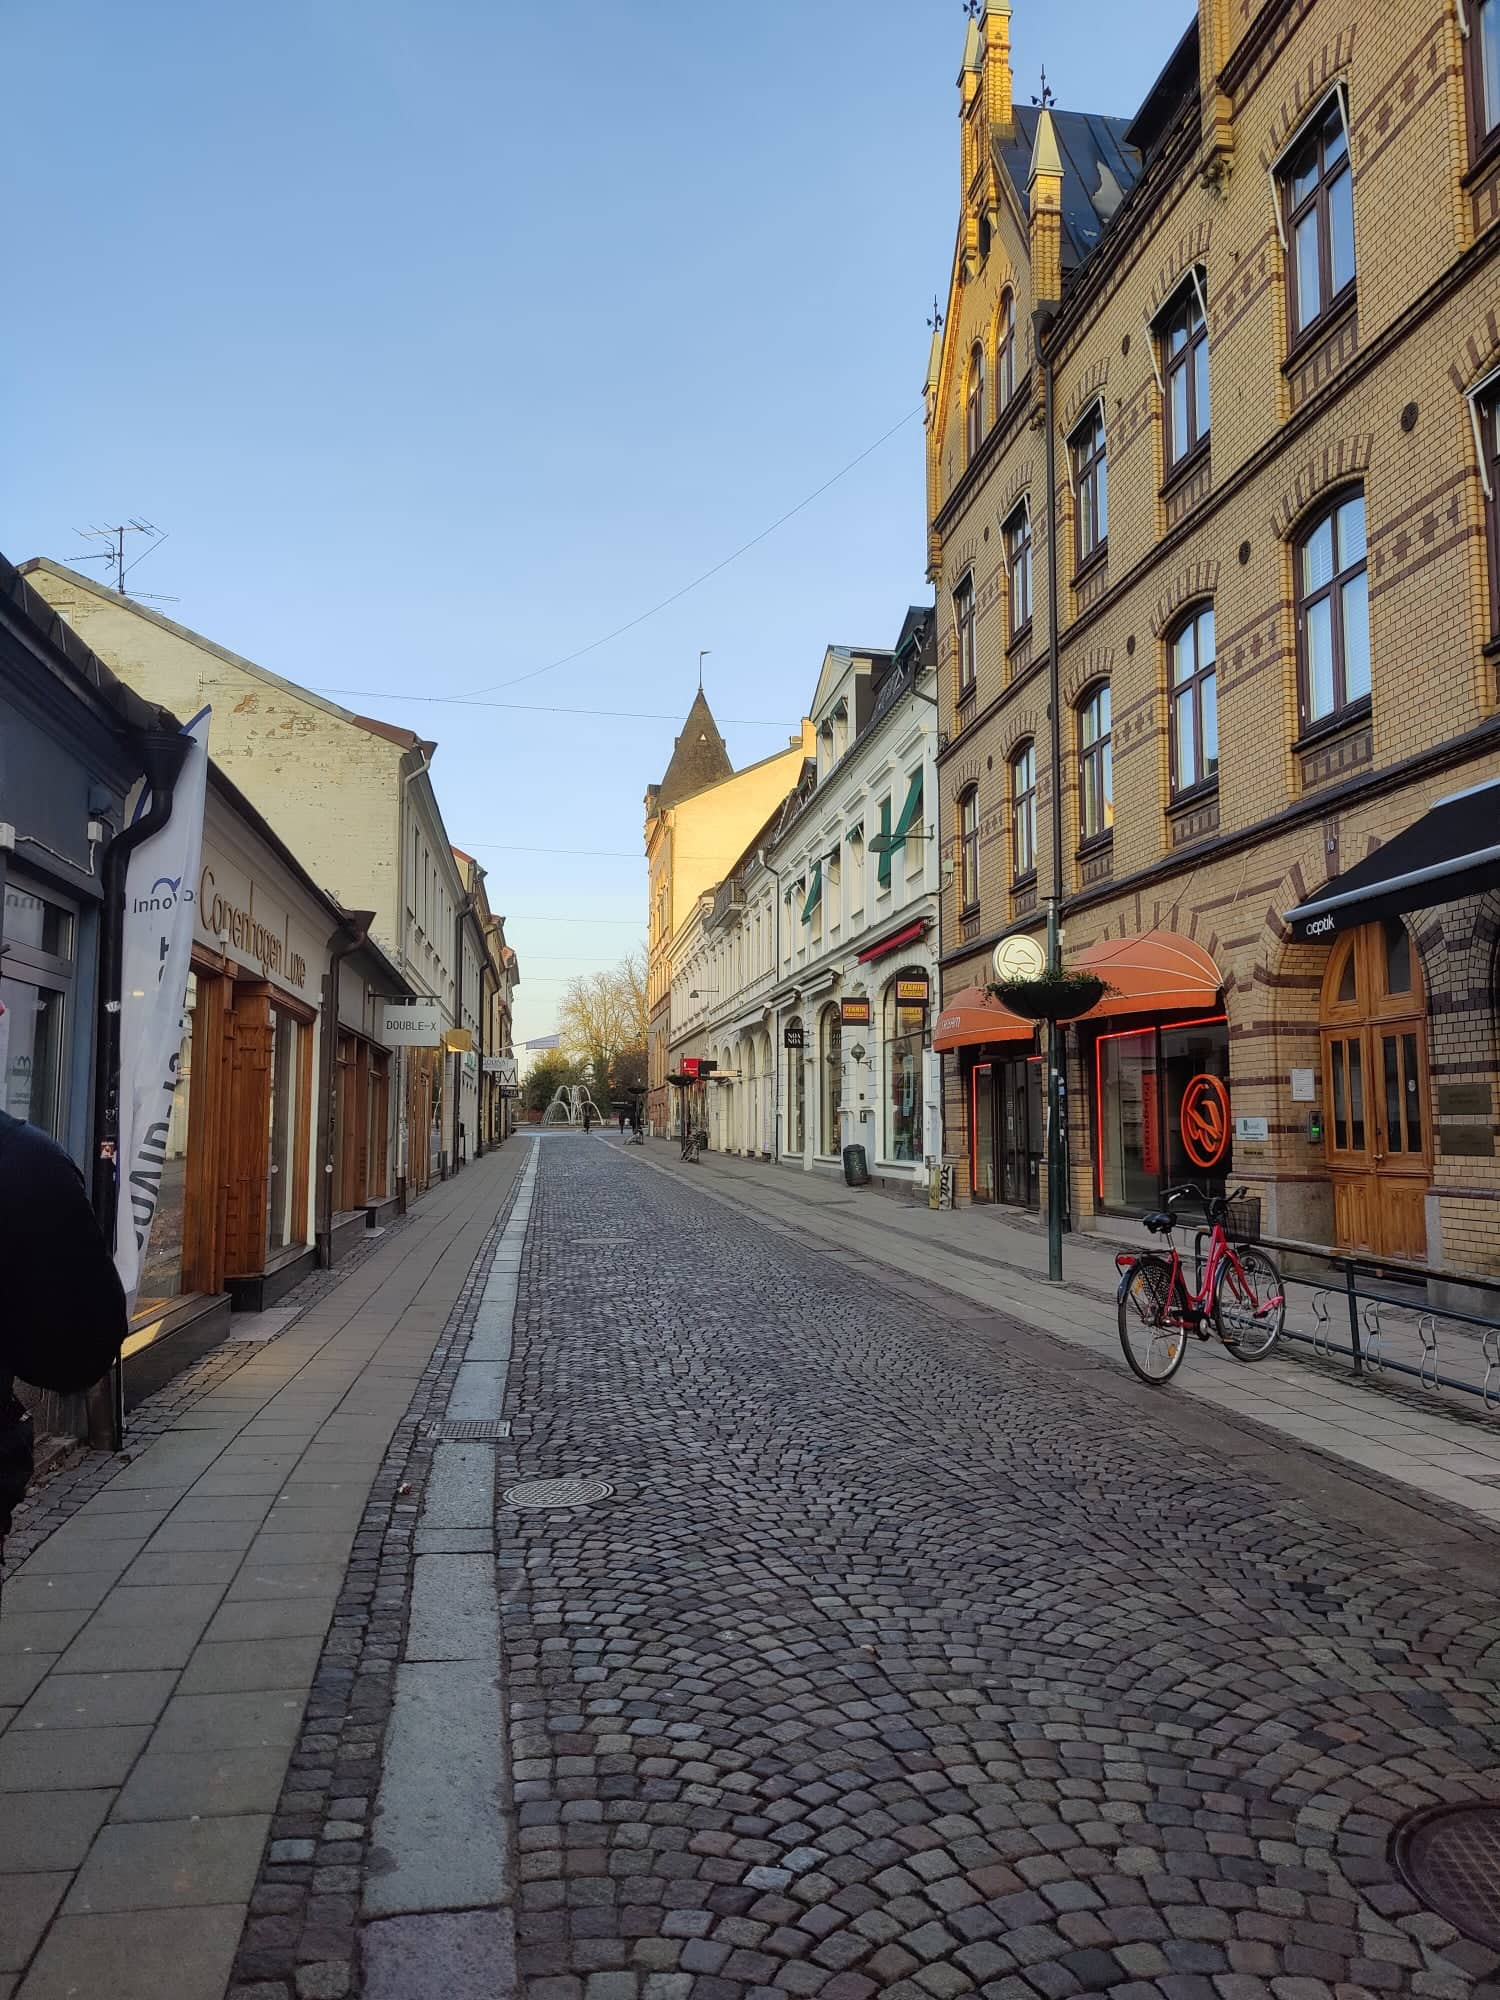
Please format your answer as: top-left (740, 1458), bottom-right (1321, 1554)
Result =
top-left (932, 984), bottom-right (1035, 1053)
top-left (1072, 929), bottom-right (1222, 1021)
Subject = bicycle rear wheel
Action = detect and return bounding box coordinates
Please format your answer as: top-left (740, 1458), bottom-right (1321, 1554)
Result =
top-left (1213, 1247), bottom-right (1285, 1360)
top-left (1118, 1256), bottom-right (1187, 1385)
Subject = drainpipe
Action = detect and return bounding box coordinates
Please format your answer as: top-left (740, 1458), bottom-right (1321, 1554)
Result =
top-left (452, 897), bottom-right (470, 1174)
top-left (91, 723), bottom-right (191, 1449)
top-left (760, 850), bottom-right (783, 1161)
top-left (316, 910), bottom-right (375, 1268)
top-left (1039, 316), bottom-right (1067, 1285)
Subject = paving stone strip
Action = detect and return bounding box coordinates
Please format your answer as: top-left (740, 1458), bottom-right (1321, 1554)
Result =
top-left (227, 1140), bottom-right (535, 2000)
top-left (495, 1139), bottom-right (1500, 2000)
top-left (0, 1141), bottom-right (526, 2000)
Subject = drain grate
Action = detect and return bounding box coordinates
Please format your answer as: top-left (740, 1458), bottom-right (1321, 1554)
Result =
top-left (503, 1476), bottom-right (613, 1509)
top-left (423, 1419), bottom-right (512, 1441)
top-left (1394, 1803), bottom-right (1500, 1948)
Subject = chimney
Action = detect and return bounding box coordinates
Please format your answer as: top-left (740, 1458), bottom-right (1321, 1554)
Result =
top-left (1027, 105), bottom-right (1064, 312)
top-left (958, 12), bottom-right (983, 272)
top-left (984, 2), bottom-right (1014, 142)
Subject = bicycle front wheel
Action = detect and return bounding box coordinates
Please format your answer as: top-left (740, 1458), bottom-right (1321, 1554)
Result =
top-left (1213, 1247), bottom-right (1285, 1360)
top-left (1118, 1257), bottom-right (1187, 1385)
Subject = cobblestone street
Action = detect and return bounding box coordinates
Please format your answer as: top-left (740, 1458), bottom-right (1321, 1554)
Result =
top-left (497, 1138), bottom-right (1500, 2000)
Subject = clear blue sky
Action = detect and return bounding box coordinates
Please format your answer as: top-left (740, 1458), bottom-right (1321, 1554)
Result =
top-left (3, 0), bottom-right (1186, 1050)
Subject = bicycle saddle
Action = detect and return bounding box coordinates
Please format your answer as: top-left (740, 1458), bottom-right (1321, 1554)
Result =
top-left (1143, 1211), bottom-right (1176, 1235)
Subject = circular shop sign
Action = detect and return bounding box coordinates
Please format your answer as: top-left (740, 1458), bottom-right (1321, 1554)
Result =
top-left (992, 933), bottom-right (1046, 982)
top-left (1180, 1073), bottom-right (1230, 1169)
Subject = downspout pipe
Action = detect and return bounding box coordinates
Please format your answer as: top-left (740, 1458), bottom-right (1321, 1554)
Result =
top-left (92, 723), bottom-right (190, 1449)
top-left (1038, 312), bottom-right (1067, 1284)
top-left (316, 910), bottom-right (375, 1269)
top-left (760, 849), bottom-right (783, 1161)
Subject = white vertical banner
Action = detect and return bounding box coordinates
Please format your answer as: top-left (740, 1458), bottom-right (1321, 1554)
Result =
top-left (115, 707), bottom-right (211, 1303)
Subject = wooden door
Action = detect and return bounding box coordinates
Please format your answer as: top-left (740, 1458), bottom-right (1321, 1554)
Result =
top-left (225, 984), bottom-right (273, 1277)
top-left (1318, 922), bottom-right (1430, 1261)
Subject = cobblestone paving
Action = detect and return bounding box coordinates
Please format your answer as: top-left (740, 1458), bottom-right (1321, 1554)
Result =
top-left (500, 1141), bottom-right (1500, 2000)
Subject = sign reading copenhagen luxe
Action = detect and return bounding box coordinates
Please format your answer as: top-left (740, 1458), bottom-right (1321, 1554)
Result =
top-left (197, 865), bottom-right (309, 990)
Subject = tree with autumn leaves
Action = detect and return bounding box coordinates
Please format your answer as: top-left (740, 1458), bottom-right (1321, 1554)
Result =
top-left (557, 952), bottom-right (647, 1104)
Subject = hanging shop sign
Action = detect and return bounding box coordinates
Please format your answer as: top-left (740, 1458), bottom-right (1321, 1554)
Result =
top-left (381, 1000), bottom-right (444, 1048)
top-left (895, 975), bottom-right (930, 1007)
top-left (1180, 1073), bottom-right (1230, 1169)
top-left (680, 1057), bottom-right (702, 1078)
top-left (784, 1023), bottom-right (805, 1049)
top-left (483, 1056), bottom-right (519, 1086)
top-left (840, 997), bottom-right (872, 1027)
top-left (443, 1028), bottom-right (474, 1054)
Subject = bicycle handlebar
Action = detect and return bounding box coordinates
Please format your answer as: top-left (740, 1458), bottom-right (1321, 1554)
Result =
top-left (1163, 1182), bottom-right (1247, 1222)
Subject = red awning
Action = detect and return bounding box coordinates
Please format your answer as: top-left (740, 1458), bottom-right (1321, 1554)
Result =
top-left (857, 919), bottom-right (928, 964)
top-left (1072, 929), bottom-right (1222, 1020)
top-left (932, 984), bottom-right (1035, 1053)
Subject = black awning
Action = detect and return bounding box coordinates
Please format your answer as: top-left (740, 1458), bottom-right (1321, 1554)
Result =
top-left (1284, 777), bottom-right (1500, 942)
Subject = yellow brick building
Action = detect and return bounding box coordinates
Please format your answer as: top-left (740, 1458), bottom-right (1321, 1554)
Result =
top-left (928, 0), bottom-right (1500, 1271)
top-left (644, 695), bottom-right (812, 1135)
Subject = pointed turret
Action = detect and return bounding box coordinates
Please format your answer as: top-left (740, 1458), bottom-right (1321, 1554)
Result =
top-left (656, 688), bottom-right (733, 808)
top-left (1028, 105), bottom-right (1064, 311)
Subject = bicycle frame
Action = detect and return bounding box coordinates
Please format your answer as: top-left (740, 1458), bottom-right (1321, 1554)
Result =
top-left (1116, 1221), bottom-right (1251, 1326)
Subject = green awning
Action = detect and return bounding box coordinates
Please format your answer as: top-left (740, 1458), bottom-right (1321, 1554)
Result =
top-left (846, 822), bottom-right (864, 844)
top-left (801, 861), bottom-right (822, 923)
top-left (876, 797), bottom-right (894, 889)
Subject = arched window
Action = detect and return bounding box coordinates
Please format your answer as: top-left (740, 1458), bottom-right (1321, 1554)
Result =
top-left (953, 572), bottom-right (976, 697)
top-left (996, 290), bottom-right (1016, 410)
top-left (1279, 97), bottom-right (1354, 340)
top-left (965, 342), bottom-right (985, 463)
top-left (958, 785), bottom-right (980, 912)
top-left (1160, 278), bottom-right (1209, 471)
top-left (1003, 498), bottom-right (1032, 642)
top-left (1078, 684), bottom-right (1113, 841)
top-left (1070, 404), bottom-right (1108, 567)
top-left (1168, 607), bottom-right (1218, 796)
top-left (1296, 489), bottom-right (1369, 729)
top-left (820, 1003), bottom-right (843, 1155)
top-left (1010, 741), bottom-right (1037, 881)
top-left (882, 973), bottom-right (925, 1163)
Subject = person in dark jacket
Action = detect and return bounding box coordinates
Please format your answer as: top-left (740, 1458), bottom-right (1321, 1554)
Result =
top-left (0, 1111), bottom-right (129, 1539)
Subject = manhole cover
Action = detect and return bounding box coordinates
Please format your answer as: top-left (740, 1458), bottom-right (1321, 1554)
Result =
top-left (503, 1476), bottom-right (613, 1509)
top-left (423, 1419), bottom-right (511, 1441)
top-left (1394, 1803), bottom-right (1500, 1947)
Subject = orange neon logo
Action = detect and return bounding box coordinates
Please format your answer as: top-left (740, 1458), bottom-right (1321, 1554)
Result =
top-left (1180, 1073), bottom-right (1230, 1168)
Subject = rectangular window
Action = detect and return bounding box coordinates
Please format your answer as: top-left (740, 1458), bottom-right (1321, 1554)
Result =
top-left (1160, 279), bottom-right (1209, 471)
top-left (1095, 1016), bottom-right (1231, 1210)
top-left (1297, 491), bottom-right (1370, 728)
top-left (1078, 684), bottom-right (1113, 840)
top-left (1071, 406), bottom-right (1108, 568)
top-left (1011, 744), bottom-right (1037, 881)
top-left (1169, 608), bottom-right (1218, 795)
top-left (266, 1010), bottom-right (308, 1254)
top-left (1481, 386), bottom-right (1500, 637)
top-left (959, 789), bottom-right (980, 911)
top-left (1280, 98), bottom-right (1354, 341)
top-left (954, 575), bottom-right (976, 697)
top-left (1004, 501), bottom-right (1032, 641)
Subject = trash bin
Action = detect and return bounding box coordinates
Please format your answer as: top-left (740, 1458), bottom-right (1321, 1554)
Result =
top-left (842, 1144), bottom-right (870, 1187)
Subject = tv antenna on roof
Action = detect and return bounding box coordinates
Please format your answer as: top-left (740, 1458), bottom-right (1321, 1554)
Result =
top-left (71, 520), bottom-right (178, 603)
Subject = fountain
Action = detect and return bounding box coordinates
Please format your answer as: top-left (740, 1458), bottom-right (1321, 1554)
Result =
top-left (539, 1083), bottom-right (611, 1129)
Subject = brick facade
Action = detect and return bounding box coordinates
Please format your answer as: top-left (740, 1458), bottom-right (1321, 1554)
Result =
top-left (928, 0), bottom-right (1500, 1269)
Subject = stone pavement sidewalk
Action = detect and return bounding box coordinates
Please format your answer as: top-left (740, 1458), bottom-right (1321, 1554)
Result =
top-left (629, 1138), bottom-right (1500, 1532)
top-left (0, 1140), bottom-right (525, 2000)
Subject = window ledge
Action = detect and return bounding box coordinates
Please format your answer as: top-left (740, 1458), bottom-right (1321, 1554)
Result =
top-left (1282, 286), bottom-right (1358, 373)
top-left (1481, 634), bottom-right (1500, 660)
top-left (1166, 779), bottom-right (1220, 816)
top-left (1073, 545), bottom-right (1109, 588)
top-left (959, 902), bottom-right (981, 923)
top-left (1160, 436), bottom-right (1211, 501)
top-left (1292, 697), bottom-right (1372, 755)
top-left (1075, 830), bottom-right (1115, 859)
top-left (1006, 620), bottom-right (1034, 655)
top-left (1011, 870), bottom-right (1038, 893)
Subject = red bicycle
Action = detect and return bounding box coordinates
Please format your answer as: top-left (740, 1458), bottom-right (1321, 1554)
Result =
top-left (1116, 1182), bottom-right (1286, 1386)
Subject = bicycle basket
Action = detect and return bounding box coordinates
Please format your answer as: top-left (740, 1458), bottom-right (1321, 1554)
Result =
top-left (1222, 1197), bottom-right (1261, 1244)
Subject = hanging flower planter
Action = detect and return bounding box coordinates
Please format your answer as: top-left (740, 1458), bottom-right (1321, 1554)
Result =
top-left (987, 967), bottom-right (1112, 1023)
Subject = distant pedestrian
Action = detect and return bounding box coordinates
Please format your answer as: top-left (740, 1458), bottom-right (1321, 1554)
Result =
top-left (618, 1109), bottom-right (628, 1137)
top-left (0, 1111), bottom-right (128, 1564)
top-left (630, 1105), bottom-right (641, 1137)
top-left (582, 1104), bottom-right (593, 1134)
